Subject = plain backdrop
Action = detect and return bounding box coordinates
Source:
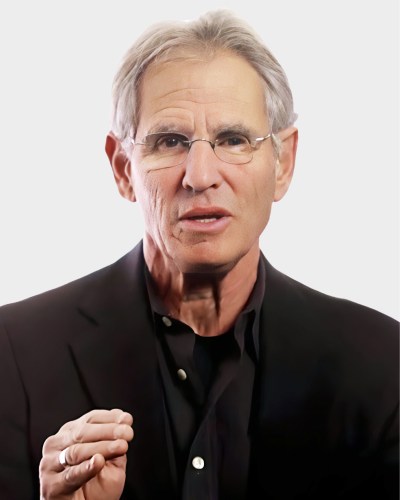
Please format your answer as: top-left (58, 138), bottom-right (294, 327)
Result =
top-left (0, 0), bottom-right (398, 320)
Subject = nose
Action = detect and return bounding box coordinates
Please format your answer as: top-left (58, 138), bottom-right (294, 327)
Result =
top-left (181, 140), bottom-right (223, 192)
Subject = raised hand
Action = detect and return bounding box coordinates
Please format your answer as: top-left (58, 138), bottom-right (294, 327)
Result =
top-left (39, 408), bottom-right (134, 499)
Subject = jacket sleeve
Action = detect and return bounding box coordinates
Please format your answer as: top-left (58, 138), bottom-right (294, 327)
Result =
top-left (0, 320), bottom-right (37, 499)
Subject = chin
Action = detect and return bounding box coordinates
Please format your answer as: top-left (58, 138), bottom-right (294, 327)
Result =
top-left (172, 246), bottom-right (242, 275)
top-left (179, 261), bottom-right (234, 275)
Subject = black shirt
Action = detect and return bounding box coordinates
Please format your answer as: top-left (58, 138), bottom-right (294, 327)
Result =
top-left (145, 258), bottom-right (265, 499)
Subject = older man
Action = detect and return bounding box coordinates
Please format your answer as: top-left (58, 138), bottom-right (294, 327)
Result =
top-left (0, 10), bottom-right (398, 500)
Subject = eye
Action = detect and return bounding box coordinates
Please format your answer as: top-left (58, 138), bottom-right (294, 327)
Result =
top-left (151, 133), bottom-right (188, 152)
top-left (217, 134), bottom-right (250, 150)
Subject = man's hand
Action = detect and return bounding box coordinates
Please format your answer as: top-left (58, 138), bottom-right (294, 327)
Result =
top-left (39, 408), bottom-right (134, 500)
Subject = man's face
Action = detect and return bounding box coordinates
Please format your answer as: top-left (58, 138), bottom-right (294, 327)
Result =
top-left (112, 52), bottom-right (296, 273)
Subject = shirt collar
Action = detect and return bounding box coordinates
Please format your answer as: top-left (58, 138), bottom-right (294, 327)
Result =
top-left (144, 256), bottom-right (266, 359)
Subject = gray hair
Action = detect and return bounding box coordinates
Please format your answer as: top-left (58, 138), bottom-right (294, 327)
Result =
top-left (111, 10), bottom-right (297, 149)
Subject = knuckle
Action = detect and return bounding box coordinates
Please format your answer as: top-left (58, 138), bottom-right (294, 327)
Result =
top-left (86, 408), bottom-right (107, 423)
top-left (39, 455), bottom-right (50, 475)
top-left (109, 438), bottom-right (127, 454)
top-left (113, 423), bottom-right (133, 441)
top-left (117, 439), bottom-right (129, 453)
top-left (41, 434), bottom-right (59, 455)
top-left (112, 408), bottom-right (125, 421)
top-left (117, 411), bottom-right (132, 424)
top-left (111, 408), bottom-right (123, 414)
top-left (72, 424), bottom-right (86, 443)
top-left (41, 437), bottom-right (52, 455)
top-left (39, 473), bottom-right (60, 498)
top-left (64, 461), bottom-right (95, 490)
top-left (64, 467), bottom-right (77, 486)
top-left (64, 464), bottom-right (88, 488)
top-left (113, 423), bottom-right (129, 439)
top-left (67, 444), bottom-right (78, 464)
top-left (40, 483), bottom-right (53, 498)
top-left (83, 409), bottom-right (97, 423)
top-left (113, 424), bottom-right (121, 439)
top-left (59, 419), bottom-right (74, 432)
top-left (127, 425), bottom-right (134, 440)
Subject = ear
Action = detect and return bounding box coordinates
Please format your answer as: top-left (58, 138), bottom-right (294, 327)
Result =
top-left (273, 126), bottom-right (298, 202)
top-left (105, 132), bottom-right (136, 202)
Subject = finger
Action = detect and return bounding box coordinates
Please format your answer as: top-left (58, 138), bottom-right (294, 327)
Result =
top-left (59, 409), bottom-right (133, 432)
top-left (39, 454), bottom-right (105, 497)
top-left (43, 422), bottom-right (133, 459)
top-left (83, 409), bottom-right (133, 425)
top-left (62, 454), bottom-right (106, 494)
top-left (42, 410), bottom-right (133, 465)
top-left (65, 422), bottom-right (134, 447)
top-left (63, 439), bottom-right (130, 467)
top-left (42, 421), bottom-right (133, 476)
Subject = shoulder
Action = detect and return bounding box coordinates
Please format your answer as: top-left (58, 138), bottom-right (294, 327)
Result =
top-left (261, 257), bottom-right (398, 398)
top-left (263, 257), bottom-right (398, 335)
top-left (0, 243), bottom-right (144, 335)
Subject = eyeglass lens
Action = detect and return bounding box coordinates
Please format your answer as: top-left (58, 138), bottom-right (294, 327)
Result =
top-left (138, 132), bottom-right (254, 168)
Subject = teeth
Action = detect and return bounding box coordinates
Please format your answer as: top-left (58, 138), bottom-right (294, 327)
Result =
top-left (197, 218), bottom-right (217, 223)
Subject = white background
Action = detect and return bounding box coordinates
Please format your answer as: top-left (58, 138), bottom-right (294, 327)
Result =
top-left (0, 0), bottom-right (398, 320)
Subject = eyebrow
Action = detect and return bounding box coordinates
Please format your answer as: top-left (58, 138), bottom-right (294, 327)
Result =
top-left (145, 121), bottom-right (258, 139)
top-left (146, 123), bottom-right (191, 136)
top-left (211, 123), bottom-right (255, 138)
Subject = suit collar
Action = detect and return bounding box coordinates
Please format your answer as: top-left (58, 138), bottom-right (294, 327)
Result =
top-left (71, 243), bottom-right (152, 408)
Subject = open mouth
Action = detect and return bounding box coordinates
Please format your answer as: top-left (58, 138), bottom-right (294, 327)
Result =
top-left (187, 215), bottom-right (223, 223)
top-left (179, 208), bottom-right (231, 232)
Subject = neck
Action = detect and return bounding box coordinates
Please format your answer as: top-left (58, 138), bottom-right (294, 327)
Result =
top-left (143, 236), bottom-right (260, 336)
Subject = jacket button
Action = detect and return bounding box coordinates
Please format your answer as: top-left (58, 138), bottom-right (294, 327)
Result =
top-left (162, 316), bottom-right (172, 327)
top-left (192, 456), bottom-right (205, 470)
top-left (177, 369), bottom-right (187, 381)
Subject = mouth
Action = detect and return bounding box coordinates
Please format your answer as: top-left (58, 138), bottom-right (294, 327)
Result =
top-left (178, 207), bottom-right (232, 233)
top-left (180, 207), bottom-right (231, 222)
top-left (179, 206), bottom-right (232, 222)
top-left (186, 215), bottom-right (223, 223)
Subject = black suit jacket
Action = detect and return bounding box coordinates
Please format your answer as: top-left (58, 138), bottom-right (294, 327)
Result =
top-left (0, 243), bottom-right (398, 499)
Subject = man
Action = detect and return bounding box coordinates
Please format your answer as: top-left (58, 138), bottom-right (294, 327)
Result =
top-left (0, 10), bottom-right (398, 500)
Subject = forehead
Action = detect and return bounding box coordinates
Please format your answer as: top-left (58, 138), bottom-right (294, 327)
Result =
top-left (137, 52), bottom-right (268, 134)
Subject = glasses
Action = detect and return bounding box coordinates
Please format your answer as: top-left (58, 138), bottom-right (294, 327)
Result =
top-left (130, 131), bottom-right (273, 169)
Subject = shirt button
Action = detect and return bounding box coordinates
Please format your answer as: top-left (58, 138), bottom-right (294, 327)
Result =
top-left (177, 368), bottom-right (187, 381)
top-left (162, 316), bottom-right (172, 327)
top-left (192, 456), bottom-right (205, 470)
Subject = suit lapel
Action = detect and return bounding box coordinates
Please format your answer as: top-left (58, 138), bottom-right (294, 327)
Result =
top-left (69, 243), bottom-right (175, 497)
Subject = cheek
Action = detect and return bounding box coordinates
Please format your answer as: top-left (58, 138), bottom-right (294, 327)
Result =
top-left (141, 182), bottom-right (161, 225)
top-left (135, 173), bottom-right (174, 237)
top-left (243, 165), bottom-right (276, 222)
